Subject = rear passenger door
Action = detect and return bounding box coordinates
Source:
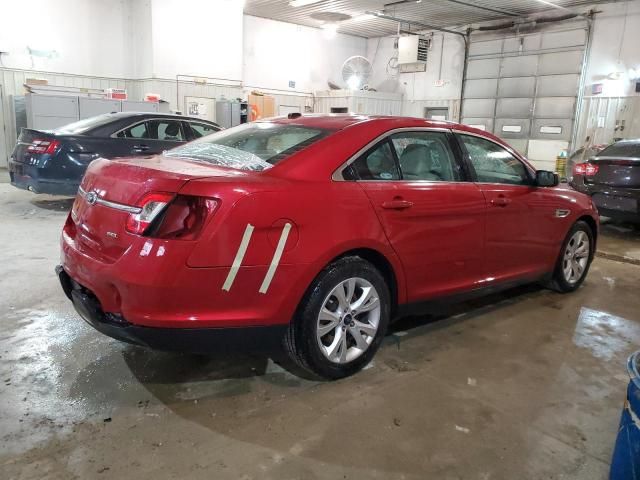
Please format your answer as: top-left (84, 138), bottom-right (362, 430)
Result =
top-left (113, 119), bottom-right (187, 156)
top-left (350, 129), bottom-right (486, 302)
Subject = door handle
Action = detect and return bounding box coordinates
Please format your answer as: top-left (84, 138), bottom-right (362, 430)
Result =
top-left (490, 195), bottom-right (511, 207)
top-left (381, 198), bottom-right (414, 210)
top-left (132, 144), bottom-right (150, 153)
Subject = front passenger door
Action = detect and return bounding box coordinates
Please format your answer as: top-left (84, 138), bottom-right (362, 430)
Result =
top-left (352, 130), bottom-right (486, 302)
top-left (456, 133), bottom-right (559, 282)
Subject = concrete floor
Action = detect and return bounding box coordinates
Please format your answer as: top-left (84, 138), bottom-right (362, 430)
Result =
top-left (0, 182), bottom-right (639, 480)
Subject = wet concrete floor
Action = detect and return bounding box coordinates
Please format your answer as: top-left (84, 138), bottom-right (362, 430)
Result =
top-left (0, 183), bottom-right (639, 479)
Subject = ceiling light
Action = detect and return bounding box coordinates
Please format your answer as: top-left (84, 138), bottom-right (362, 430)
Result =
top-left (351, 14), bottom-right (374, 22)
top-left (289, 0), bottom-right (323, 7)
top-left (533, 0), bottom-right (565, 9)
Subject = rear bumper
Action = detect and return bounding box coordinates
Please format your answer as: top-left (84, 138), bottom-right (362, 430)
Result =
top-left (9, 160), bottom-right (79, 195)
top-left (570, 180), bottom-right (640, 221)
top-left (59, 223), bottom-right (314, 330)
top-left (56, 265), bottom-right (287, 352)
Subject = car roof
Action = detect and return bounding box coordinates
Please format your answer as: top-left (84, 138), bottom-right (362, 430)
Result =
top-left (265, 113), bottom-right (479, 132)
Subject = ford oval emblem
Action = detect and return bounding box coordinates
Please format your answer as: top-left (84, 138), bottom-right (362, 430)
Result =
top-left (86, 191), bottom-right (98, 205)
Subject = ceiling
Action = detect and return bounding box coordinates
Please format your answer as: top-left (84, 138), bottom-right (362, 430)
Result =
top-left (243, 0), bottom-right (615, 38)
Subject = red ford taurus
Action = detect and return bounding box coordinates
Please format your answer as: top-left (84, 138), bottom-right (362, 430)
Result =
top-left (57, 115), bottom-right (598, 379)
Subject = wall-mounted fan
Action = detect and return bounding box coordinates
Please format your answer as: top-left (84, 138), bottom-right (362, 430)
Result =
top-left (341, 55), bottom-right (373, 90)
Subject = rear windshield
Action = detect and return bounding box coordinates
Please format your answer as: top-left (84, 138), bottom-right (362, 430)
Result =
top-left (165, 122), bottom-right (331, 171)
top-left (597, 142), bottom-right (640, 159)
top-left (53, 114), bottom-right (117, 135)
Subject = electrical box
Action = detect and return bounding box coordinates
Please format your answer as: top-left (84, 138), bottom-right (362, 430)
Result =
top-left (215, 101), bottom-right (242, 129)
top-left (398, 36), bottom-right (430, 65)
top-left (25, 94), bottom-right (79, 130)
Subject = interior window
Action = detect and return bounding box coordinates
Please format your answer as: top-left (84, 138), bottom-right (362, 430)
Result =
top-left (391, 131), bottom-right (460, 181)
top-left (190, 122), bottom-right (218, 138)
top-left (460, 135), bottom-right (530, 185)
top-left (350, 141), bottom-right (400, 180)
top-left (147, 120), bottom-right (185, 141)
top-left (116, 122), bottom-right (148, 139)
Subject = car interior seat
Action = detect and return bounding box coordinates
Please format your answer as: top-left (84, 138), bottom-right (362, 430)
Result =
top-left (163, 123), bottom-right (181, 141)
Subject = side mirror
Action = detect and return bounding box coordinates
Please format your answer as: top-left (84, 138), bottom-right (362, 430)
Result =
top-left (536, 170), bottom-right (559, 187)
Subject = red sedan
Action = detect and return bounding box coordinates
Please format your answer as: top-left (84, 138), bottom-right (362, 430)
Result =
top-left (57, 115), bottom-right (598, 379)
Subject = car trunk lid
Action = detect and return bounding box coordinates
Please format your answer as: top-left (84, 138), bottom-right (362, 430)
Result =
top-left (586, 157), bottom-right (640, 188)
top-left (70, 155), bottom-right (256, 262)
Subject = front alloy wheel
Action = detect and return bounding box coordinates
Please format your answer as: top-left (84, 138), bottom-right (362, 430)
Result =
top-left (562, 230), bottom-right (590, 285)
top-left (550, 220), bottom-right (594, 293)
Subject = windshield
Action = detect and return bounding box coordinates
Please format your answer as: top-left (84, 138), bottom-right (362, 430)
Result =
top-left (54, 114), bottom-right (117, 135)
top-left (165, 122), bottom-right (332, 171)
top-left (598, 142), bottom-right (640, 159)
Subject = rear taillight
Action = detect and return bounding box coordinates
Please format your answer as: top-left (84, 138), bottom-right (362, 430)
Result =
top-left (573, 163), bottom-right (599, 176)
top-left (151, 196), bottom-right (219, 240)
top-left (125, 192), bottom-right (175, 235)
top-left (27, 139), bottom-right (60, 154)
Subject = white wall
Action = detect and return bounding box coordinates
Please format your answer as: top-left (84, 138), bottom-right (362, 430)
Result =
top-left (583, 1), bottom-right (640, 97)
top-left (243, 15), bottom-right (367, 93)
top-left (150, 0), bottom-right (243, 80)
top-left (0, 0), bottom-right (132, 78)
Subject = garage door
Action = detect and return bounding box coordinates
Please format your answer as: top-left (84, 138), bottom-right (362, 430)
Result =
top-left (461, 26), bottom-right (587, 170)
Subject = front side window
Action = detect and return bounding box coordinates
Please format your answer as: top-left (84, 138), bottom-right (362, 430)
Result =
top-left (116, 122), bottom-right (148, 139)
top-left (190, 122), bottom-right (219, 138)
top-left (165, 122), bottom-right (332, 171)
top-left (459, 134), bottom-right (530, 185)
top-left (391, 131), bottom-right (460, 181)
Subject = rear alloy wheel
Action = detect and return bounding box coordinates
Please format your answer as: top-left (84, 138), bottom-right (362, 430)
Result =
top-left (550, 221), bottom-right (594, 293)
top-left (284, 257), bottom-right (390, 379)
top-left (316, 277), bottom-right (381, 364)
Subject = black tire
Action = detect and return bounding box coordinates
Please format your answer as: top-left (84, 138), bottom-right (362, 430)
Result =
top-left (549, 220), bottom-right (595, 293)
top-left (283, 256), bottom-right (391, 380)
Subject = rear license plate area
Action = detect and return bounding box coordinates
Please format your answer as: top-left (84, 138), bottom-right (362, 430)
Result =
top-left (592, 193), bottom-right (638, 212)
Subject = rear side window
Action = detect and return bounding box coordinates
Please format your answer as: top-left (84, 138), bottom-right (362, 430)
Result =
top-left (147, 120), bottom-right (185, 141)
top-left (391, 131), bottom-right (460, 181)
top-left (116, 122), bottom-right (148, 139)
top-left (459, 134), bottom-right (530, 185)
top-left (350, 141), bottom-right (400, 180)
top-left (598, 142), bottom-right (640, 159)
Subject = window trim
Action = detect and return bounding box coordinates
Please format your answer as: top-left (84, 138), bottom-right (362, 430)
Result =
top-left (186, 120), bottom-right (221, 140)
top-left (453, 131), bottom-right (536, 187)
top-left (333, 127), bottom-right (466, 182)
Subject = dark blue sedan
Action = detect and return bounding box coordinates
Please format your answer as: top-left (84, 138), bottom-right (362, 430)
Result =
top-left (9, 112), bottom-right (220, 195)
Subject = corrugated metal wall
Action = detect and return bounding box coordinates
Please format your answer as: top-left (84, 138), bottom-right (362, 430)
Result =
top-left (574, 96), bottom-right (640, 148)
